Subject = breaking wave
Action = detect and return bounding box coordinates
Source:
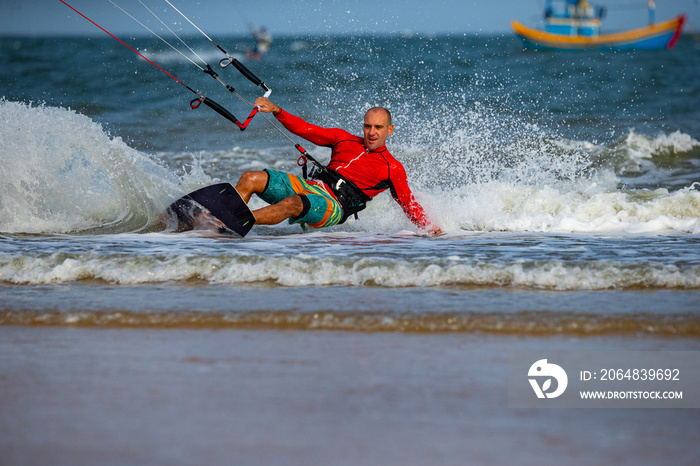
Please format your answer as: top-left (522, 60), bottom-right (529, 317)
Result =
top-left (1, 250), bottom-right (698, 290)
top-left (1, 100), bottom-right (698, 236)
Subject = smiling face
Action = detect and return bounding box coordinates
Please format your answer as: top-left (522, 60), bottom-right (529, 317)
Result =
top-left (363, 107), bottom-right (394, 151)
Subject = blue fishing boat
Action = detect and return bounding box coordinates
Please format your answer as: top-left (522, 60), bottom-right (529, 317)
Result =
top-left (511, 0), bottom-right (686, 50)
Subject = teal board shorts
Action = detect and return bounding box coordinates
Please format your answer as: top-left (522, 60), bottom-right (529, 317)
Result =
top-left (259, 169), bottom-right (344, 228)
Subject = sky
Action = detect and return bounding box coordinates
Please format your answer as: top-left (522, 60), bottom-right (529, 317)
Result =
top-left (0, 0), bottom-right (697, 36)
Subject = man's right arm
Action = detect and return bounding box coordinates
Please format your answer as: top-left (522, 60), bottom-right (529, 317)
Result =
top-left (254, 97), bottom-right (348, 147)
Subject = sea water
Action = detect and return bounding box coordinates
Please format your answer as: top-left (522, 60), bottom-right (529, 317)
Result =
top-left (1, 30), bottom-right (700, 464)
top-left (1, 34), bottom-right (698, 330)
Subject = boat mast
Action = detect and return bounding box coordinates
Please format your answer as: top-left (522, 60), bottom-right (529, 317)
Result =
top-left (648, 0), bottom-right (656, 25)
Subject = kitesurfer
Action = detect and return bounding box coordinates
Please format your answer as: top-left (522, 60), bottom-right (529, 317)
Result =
top-left (235, 97), bottom-right (441, 235)
top-left (247, 26), bottom-right (272, 60)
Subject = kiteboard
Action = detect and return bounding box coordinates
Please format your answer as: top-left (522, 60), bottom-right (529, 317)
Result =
top-left (166, 183), bottom-right (256, 237)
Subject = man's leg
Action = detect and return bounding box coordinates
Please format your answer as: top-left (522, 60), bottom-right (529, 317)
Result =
top-left (235, 170), bottom-right (305, 225)
top-left (252, 194), bottom-right (304, 225)
top-left (235, 171), bottom-right (268, 203)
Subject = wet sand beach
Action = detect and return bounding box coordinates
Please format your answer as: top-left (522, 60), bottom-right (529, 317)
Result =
top-left (2, 326), bottom-right (699, 465)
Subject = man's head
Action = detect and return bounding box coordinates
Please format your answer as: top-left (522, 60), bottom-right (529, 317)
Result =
top-left (363, 107), bottom-right (394, 151)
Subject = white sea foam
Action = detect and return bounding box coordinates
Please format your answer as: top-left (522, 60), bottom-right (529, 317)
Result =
top-left (623, 130), bottom-right (700, 160)
top-left (391, 120), bottom-right (700, 235)
top-left (0, 100), bottom-right (187, 233)
top-left (1, 101), bottom-right (698, 236)
top-left (1, 251), bottom-right (698, 290)
top-left (348, 180), bottom-right (700, 235)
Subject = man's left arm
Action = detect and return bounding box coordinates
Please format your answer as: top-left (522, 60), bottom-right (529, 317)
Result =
top-left (388, 162), bottom-right (441, 235)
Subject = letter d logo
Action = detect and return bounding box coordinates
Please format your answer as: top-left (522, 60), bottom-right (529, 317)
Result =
top-left (528, 359), bottom-right (568, 399)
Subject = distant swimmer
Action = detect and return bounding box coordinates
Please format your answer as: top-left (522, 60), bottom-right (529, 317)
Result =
top-left (234, 97), bottom-right (441, 235)
top-left (247, 26), bottom-right (272, 60)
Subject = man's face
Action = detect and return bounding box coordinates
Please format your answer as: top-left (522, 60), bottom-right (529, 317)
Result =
top-left (363, 108), bottom-right (394, 151)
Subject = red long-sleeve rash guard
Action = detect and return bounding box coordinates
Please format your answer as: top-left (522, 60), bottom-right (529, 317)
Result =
top-left (275, 108), bottom-right (434, 230)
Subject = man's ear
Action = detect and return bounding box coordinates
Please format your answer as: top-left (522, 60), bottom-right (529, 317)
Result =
top-left (387, 125), bottom-right (394, 136)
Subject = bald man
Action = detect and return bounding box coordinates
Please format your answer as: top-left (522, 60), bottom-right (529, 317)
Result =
top-left (235, 97), bottom-right (440, 234)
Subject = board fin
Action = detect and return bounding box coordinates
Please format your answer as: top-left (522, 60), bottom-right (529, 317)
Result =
top-left (166, 183), bottom-right (256, 237)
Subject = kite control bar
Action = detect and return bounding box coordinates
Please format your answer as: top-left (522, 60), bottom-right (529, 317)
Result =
top-left (164, 0), bottom-right (272, 100)
top-left (220, 57), bottom-right (272, 97)
top-left (61, 0), bottom-right (257, 131)
top-left (189, 97), bottom-right (258, 131)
